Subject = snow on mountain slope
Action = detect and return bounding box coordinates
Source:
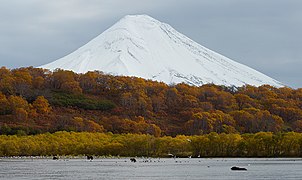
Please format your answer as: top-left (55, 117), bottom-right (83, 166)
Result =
top-left (40, 15), bottom-right (284, 87)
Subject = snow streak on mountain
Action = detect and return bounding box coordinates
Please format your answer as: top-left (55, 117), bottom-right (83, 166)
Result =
top-left (40, 15), bottom-right (284, 87)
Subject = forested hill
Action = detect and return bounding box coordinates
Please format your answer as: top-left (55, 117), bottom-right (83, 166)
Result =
top-left (0, 66), bottom-right (301, 136)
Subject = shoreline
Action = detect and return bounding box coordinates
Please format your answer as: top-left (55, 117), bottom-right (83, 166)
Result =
top-left (1, 156), bottom-right (302, 159)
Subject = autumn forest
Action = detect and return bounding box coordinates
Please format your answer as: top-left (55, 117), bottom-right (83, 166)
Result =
top-left (0, 66), bottom-right (302, 157)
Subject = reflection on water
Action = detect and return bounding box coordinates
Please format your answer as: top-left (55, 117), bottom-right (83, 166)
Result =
top-left (0, 158), bottom-right (302, 180)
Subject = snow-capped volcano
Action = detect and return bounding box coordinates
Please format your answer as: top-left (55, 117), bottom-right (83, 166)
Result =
top-left (40, 14), bottom-right (283, 87)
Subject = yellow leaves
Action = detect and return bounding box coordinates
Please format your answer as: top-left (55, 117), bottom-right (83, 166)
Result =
top-left (192, 112), bottom-right (203, 120)
top-left (293, 120), bottom-right (302, 132)
top-left (1, 66), bottom-right (302, 136)
top-left (188, 111), bottom-right (236, 134)
top-left (135, 116), bottom-right (145, 123)
top-left (32, 96), bottom-right (51, 114)
top-left (0, 132), bottom-right (301, 157)
top-left (12, 69), bottom-right (32, 85)
top-left (85, 120), bottom-right (104, 132)
top-left (183, 94), bottom-right (199, 108)
top-left (71, 117), bottom-right (104, 132)
top-left (235, 93), bottom-right (254, 110)
top-left (149, 124), bottom-right (161, 137)
top-left (79, 72), bottom-right (98, 93)
top-left (52, 69), bottom-right (82, 94)
top-left (73, 117), bottom-right (84, 126)
top-left (120, 92), bottom-right (134, 107)
top-left (61, 81), bottom-right (82, 94)
top-left (0, 75), bottom-right (15, 94)
top-left (100, 115), bottom-right (162, 136)
top-left (0, 139), bottom-right (20, 156)
top-left (15, 108), bottom-right (28, 122)
top-left (0, 95), bottom-right (50, 123)
top-left (0, 92), bottom-right (10, 115)
top-left (33, 76), bottom-right (45, 89)
top-left (8, 95), bottom-right (29, 114)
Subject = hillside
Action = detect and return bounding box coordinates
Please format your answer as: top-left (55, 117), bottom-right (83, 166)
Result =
top-left (0, 67), bottom-right (301, 136)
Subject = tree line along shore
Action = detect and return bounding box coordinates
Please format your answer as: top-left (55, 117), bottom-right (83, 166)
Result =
top-left (1, 131), bottom-right (302, 157)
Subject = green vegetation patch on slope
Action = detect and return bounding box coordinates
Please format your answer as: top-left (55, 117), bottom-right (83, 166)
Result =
top-left (49, 91), bottom-right (115, 111)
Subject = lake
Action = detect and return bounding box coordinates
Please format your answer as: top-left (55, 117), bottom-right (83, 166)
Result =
top-left (1, 158), bottom-right (302, 179)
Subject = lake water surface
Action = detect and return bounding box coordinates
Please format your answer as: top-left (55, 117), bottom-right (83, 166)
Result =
top-left (1, 158), bottom-right (302, 179)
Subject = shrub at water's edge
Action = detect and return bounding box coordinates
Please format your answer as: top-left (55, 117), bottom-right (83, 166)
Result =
top-left (1, 131), bottom-right (302, 157)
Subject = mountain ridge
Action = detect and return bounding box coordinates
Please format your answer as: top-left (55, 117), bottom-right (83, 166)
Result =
top-left (40, 14), bottom-right (284, 87)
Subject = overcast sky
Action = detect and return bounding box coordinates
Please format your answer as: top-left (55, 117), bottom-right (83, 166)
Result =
top-left (0, 0), bottom-right (301, 88)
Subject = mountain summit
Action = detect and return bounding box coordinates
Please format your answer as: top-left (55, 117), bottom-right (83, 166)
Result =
top-left (40, 14), bottom-right (283, 87)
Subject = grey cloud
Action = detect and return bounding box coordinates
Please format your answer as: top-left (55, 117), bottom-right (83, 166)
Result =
top-left (0, 0), bottom-right (301, 88)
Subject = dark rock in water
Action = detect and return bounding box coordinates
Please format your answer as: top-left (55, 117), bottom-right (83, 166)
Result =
top-left (53, 156), bottom-right (59, 160)
top-left (87, 155), bottom-right (93, 160)
top-left (130, 158), bottom-right (137, 162)
top-left (231, 166), bottom-right (247, 171)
